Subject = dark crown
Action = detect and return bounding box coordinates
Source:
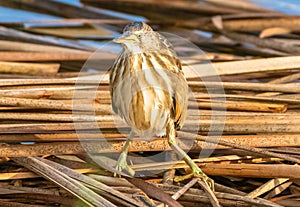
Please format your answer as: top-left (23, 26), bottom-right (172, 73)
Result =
top-left (123, 22), bottom-right (153, 33)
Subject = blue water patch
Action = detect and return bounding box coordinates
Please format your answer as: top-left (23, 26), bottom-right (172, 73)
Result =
top-left (21, 142), bottom-right (35, 145)
top-left (195, 30), bottom-right (212, 38)
top-left (54, 0), bottom-right (82, 6)
top-left (0, 6), bottom-right (59, 22)
top-left (253, 0), bottom-right (300, 14)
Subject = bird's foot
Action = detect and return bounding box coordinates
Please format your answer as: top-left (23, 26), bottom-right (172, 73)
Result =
top-left (174, 167), bottom-right (214, 191)
top-left (114, 153), bottom-right (135, 176)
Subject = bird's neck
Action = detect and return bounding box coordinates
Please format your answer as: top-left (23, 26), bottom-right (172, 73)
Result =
top-left (123, 44), bottom-right (143, 54)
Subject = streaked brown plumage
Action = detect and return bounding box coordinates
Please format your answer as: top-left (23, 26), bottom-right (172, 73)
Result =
top-left (109, 22), bottom-right (213, 189)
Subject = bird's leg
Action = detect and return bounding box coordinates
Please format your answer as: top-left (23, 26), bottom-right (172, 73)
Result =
top-left (115, 130), bottom-right (135, 176)
top-left (166, 120), bottom-right (214, 191)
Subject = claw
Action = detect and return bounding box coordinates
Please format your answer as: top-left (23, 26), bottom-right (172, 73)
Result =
top-left (114, 152), bottom-right (135, 176)
top-left (174, 167), bottom-right (214, 191)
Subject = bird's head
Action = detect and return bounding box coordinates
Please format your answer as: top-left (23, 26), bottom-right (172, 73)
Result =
top-left (114, 22), bottom-right (163, 53)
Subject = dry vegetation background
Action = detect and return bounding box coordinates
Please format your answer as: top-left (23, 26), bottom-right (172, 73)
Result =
top-left (0, 0), bottom-right (300, 206)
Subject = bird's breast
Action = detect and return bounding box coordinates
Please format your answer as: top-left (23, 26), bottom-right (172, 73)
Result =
top-left (126, 69), bottom-right (174, 138)
top-left (110, 52), bottom-right (185, 138)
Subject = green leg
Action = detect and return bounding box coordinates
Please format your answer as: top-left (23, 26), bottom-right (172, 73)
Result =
top-left (115, 130), bottom-right (135, 176)
top-left (167, 120), bottom-right (214, 190)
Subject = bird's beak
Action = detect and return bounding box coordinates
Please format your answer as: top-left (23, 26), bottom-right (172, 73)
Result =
top-left (113, 32), bottom-right (138, 43)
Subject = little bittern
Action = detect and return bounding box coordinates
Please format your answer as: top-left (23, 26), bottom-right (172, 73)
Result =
top-left (109, 22), bottom-right (214, 189)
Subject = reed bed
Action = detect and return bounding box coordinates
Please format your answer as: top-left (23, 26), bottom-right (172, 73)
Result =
top-left (0, 0), bottom-right (299, 206)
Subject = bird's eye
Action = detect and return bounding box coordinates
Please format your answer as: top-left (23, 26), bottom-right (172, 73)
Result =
top-left (136, 33), bottom-right (142, 38)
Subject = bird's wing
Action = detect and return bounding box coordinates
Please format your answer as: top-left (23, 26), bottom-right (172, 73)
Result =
top-left (109, 61), bottom-right (119, 115)
top-left (171, 59), bottom-right (189, 129)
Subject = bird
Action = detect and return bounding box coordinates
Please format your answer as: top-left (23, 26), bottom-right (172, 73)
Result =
top-left (109, 21), bottom-right (214, 189)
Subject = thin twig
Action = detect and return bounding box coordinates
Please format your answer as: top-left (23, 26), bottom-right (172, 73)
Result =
top-left (197, 179), bottom-right (221, 207)
top-left (178, 131), bottom-right (300, 164)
